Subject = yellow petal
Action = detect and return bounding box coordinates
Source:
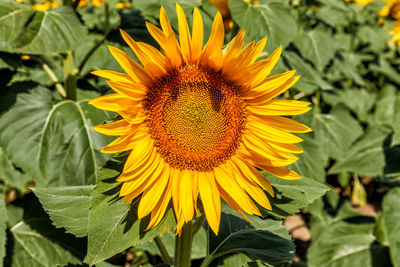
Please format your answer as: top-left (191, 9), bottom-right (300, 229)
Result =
top-left (232, 157), bottom-right (274, 197)
top-left (146, 181), bottom-right (172, 230)
top-left (93, 119), bottom-right (131, 136)
top-left (91, 70), bottom-right (133, 83)
top-left (176, 3), bottom-right (192, 63)
top-left (108, 46), bottom-right (153, 86)
top-left (245, 76), bottom-right (299, 105)
top-left (246, 119), bottom-right (303, 143)
top-left (89, 93), bottom-right (138, 112)
top-left (191, 7), bottom-right (203, 63)
top-left (263, 166), bottom-right (302, 180)
top-left (200, 12), bottom-right (224, 70)
top-left (249, 115), bottom-right (311, 133)
top-left (146, 22), bottom-right (167, 49)
top-left (228, 161), bottom-right (271, 210)
top-left (180, 169), bottom-right (194, 222)
top-left (120, 29), bottom-right (169, 77)
top-left (247, 100), bottom-right (311, 116)
top-left (198, 172), bottom-right (221, 235)
top-left (101, 127), bottom-right (148, 154)
top-left (107, 80), bottom-right (147, 101)
top-left (214, 165), bottom-right (260, 215)
top-left (138, 165), bottom-right (170, 218)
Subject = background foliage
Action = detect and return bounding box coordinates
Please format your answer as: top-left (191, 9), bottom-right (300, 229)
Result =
top-left (0, 0), bottom-right (399, 266)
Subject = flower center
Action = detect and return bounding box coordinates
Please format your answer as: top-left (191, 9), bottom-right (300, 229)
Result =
top-left (145, 65), bottom-right (246, 171)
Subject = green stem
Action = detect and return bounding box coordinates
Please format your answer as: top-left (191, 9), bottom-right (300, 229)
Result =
top-left (42, 63), bottom-right (66, 98)
top-left (154, 236), bottom-right (173, 265)
top-left (192, 214), bottom-right (206, 238)
top-left (77, 35), bottom-right (108, 75)
top-left (77, 2), bottom-right (110, 76)
top-left (175, 222), bottom-right (193, 267)
top-left (64, 51), bottom-right (77, 101)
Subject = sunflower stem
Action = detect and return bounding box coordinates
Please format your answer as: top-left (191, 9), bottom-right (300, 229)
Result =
top-left (154, 236), bottom-right (173, 265)
top-left (64, 50), bottom-right (78, 101)
top-left (192, 214), bottom-right (206, 238)
top-left (175, 221), bottom-right (193, 267)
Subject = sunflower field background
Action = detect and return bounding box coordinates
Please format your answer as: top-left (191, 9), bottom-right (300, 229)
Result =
top-left (0, 0), bottom-right (400, 266)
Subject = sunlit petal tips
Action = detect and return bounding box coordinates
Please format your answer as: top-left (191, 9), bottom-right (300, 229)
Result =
top-left (90, 4), bottom-right (311, 235)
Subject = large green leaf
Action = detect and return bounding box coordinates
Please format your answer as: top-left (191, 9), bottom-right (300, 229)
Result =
top-left (322, 89), bottom-right (377, 122)
top-left (261, 174), bottom-right (331, 218)
top-left (368, 85), bottom-right (400, 129)
top-left (283, 52), bottom-right (332, 94)
top-left (382, 187), bottom-right (400, 267)
top-left (10, 220), bottom-right (82, 267)
top-left (312, 105), bottom-right (363, 160)
top-left (0, 147), bottom-right (30, 189)
top-left (204, 208), bottom-right (293, 266)
top-left (294, 28), bottom-right (336, 71)
top-left (329, 125), bottom-right (393, 176)
top-left (0, 197), bottom-right (5, 267)
top-left (307, 221), bottom-right (390, 267)
top-left (0, 86), bottom-right (114, 187)
top-left (32, 186), bottom-right (94, 237)
top-left (0, 3), bottom-right (87, 54)
top-left (229, 0), bottom-right (298, 52)
top-left (87, 168), bottom-right (176, 265)
top-left (292, 135), bottom-right (326, 182)
top-left (5, 193), bottom-right (86, 267)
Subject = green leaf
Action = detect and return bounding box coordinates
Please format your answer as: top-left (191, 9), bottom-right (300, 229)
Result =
top-left (206, 210), bottom-right (294, 266)
top-left (0, 197), bottom-right (6, 267)
top-left (313, 105), bottom-right (363, 160)
top-left (292, 135), bottom-right (326, 182)
top-left (32, 186), bottom-right (94, 237)
top-left (0, 147), bottom-right (30, 189)
top-left (10, 219), bottom-right (82, 267)
top-left (382, 187), bottom-right (400, 267)
top-left (5, 193), bottom-right (86, 267)
top-left (322, 89), bottom-right (377, 122)
top-left (0, 3), bottom-right (87, 54)
top-left (368, 85), bottom-right (400, 128)
top-left (229, 0), bottom-right (298, 52)
top-left (283, 52), bottom-right (332, 94)
top-left (307, 221), bottom-right (376, 267)
top-left (210, 229), bottom-right (294, 266)
top-left (261, 174), bottom-right (331, 218)
top-left (0, 86), bottom-right (114, 187)
top-left (329, 125), bottom-right (393, 176)
top-left (87, 168), bottom-right (176, 265)
top-left (294, 28), bottom-right (336, 71)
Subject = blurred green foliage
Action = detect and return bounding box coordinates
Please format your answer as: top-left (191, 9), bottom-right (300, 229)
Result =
top-left (0, 0), bottom-right (399, 266)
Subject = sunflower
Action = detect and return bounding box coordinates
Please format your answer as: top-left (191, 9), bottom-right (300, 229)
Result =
top-left (344, 0), bottom-right (373, 5)
top-left (90, 4), bottom-right (311, 235)
top-left (73, 0), bottom-right (104, 8)
top-left (32, 0), bottom-right (59, 11)
top-left (390, 20), bottom-right (400, 44)
top-left (209, 0), bottom-right (233, 31)
top-left (379, 0), bottom-right (400, 19)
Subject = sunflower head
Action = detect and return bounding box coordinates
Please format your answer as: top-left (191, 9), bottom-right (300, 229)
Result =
top-left (344, 0), bottom-right (373, 6)
top-left (379, 0), bottom-right (400, 20)
top-left (89, 3), bottom-right (311, 235)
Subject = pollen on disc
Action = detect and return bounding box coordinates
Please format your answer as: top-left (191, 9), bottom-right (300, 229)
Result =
top-left (145, 65), bottom-right (246, 172)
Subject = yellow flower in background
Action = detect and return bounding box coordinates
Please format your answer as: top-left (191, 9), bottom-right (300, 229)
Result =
top-left (116, 2), bottom-right (131, 9)
top-left (208, 0), bottom-right (260, 31)
top-left (90, 4), bottom-right (310, 234)
top-left (379, 0), bottom-right (400, 20)
top-left (390, 20), bottom-right (400, 44)
top-left (32, 0), bottom-right (59, 11)
top-left (73, 0), bottom-right (104, 8)
top-left (344, 0), bottom-right (373, 5)
top-left (209, 0), bottom-right (233, 31)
